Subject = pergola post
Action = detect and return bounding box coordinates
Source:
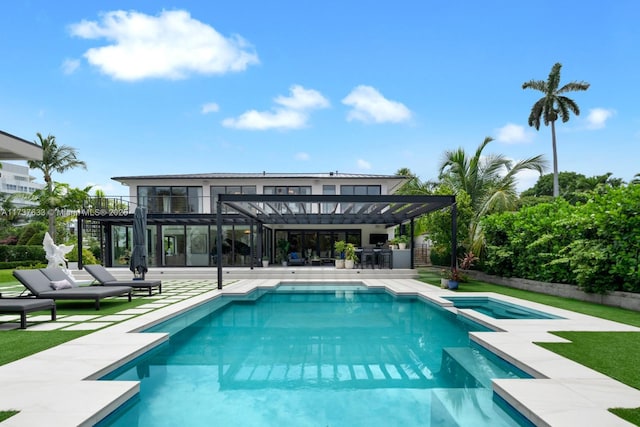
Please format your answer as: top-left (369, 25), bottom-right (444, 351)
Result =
top-left (216, 199), bottom-right (223, 289)
top-left (77, 216), bottom-right (84, 269)
top-left (410, 218), bottom-right (415, 269)
top-left (451, 201), bottom-right (458, 270)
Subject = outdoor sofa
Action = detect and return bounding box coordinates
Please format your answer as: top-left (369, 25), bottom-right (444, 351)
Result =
top-left (287, 252), bottom-right (306, 266)
top-left (13, 269), bottom-right (132, 310)
top-left (83, 264), bottom-right (162, 296)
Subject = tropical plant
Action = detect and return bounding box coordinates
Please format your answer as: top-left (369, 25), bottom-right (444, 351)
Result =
top-left (27, 133), bottom-right (87, 242)
top-left (458, 251), bottom-right (479, 270)
top-left (276, 239), bottom-right (290, 263)
top-left (333, 240), bottom-right (346, 259)
top-left (438, 136), bottom-right (546, 254)
top-left (344, 243), bottom-right (357, 261)
top-left (522, 63), bottom-right (590, 197)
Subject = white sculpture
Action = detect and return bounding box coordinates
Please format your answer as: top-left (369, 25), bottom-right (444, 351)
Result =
top-left (43, 232), bottom-right (75, 280)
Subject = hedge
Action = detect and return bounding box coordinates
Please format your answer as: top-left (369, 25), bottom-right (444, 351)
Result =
top-left (482, 185), bottom-right (640, 294)
top-left (0, 245), bottom-right (46, 264)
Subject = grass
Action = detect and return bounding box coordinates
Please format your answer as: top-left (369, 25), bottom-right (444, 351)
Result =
top-left (0, 411), bottom-right (18, 422)
top-left (419, 268), bottom-right (640, 425)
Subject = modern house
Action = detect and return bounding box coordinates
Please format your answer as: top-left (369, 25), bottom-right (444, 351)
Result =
top-left (77, 172), bottom-right (457, 274)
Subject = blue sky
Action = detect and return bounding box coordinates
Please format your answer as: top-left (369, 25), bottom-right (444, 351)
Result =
top-left (1, 1), bottom-right (638, 196)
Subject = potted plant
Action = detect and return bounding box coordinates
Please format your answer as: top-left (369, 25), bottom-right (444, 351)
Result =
top-left (388, 238), bottom-right (398, 250)
top-left (344, 243), bottom-right (356, 269)
top-left (334, 240), bottom-right (346, 269)
top-left (262, 255), bottom-right (269, 268)
top-left (277, 239), bottom-right (290, 266)
top-left (439, 269), bottom-right (450, 288)
top-left (447, 268), bottom-right (462, 290)
top-left (396, 235), bottom-right (410, 250)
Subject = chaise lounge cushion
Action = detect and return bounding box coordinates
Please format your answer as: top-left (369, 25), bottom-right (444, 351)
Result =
top-left (13, 269), bottom-right (132, 310)
top-left (83, 264), bottom-right (162, 296)
top-left (0, 298), bottom-right (56, 329)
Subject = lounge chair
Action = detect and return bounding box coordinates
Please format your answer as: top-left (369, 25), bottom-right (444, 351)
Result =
top-left (13, 269), bottom-right (132, 310)
top-left (0, 298), bottom-right (56, 329)
top-left (83, 264), bottom-right (162, 296)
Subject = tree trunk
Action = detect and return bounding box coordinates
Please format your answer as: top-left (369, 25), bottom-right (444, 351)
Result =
top-left (551, 119), bottom-right (559, 197)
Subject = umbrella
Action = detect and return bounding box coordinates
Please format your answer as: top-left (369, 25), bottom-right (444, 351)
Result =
top-left (129, 206), bottom-right (148, 280)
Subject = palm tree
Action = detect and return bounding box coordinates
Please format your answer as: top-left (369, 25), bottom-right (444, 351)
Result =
top-left (438, 136), bottom-right (546, 253)
top-left (522, 63), bottom-right (590, 197)
top-left (395, 167), bottom-right (438, 195)
top-left (28, 133), bottom-right (87, 242)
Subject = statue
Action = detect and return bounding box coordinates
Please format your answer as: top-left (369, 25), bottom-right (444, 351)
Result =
top-left (43, 232), bottom-right (75, 280)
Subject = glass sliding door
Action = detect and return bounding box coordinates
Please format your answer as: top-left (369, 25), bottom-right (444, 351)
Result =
top-left (187, 225), bottom-right (209, 266)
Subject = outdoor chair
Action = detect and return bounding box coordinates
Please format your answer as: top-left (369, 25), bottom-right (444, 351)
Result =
top-left (13, 269), bottom-right (132, 310)
top-left (84, 264), bottom-right (162, 296)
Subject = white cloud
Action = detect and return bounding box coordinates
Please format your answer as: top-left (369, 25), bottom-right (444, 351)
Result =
top-left (342, 85), bottom-right (411, 124)
top-left (586, 108), bottom-right (614, 130)
top-left (222, 85), bottom-right (329, 130)
top-left (495, 123), bottom-right (532, 144)
top-left (61, 58), bottom-right (80, 75)
top-left (222, 109), bottom-right (307, 130)
top-left (295, 152), bottom-right (310, 161)
top-left (275, 85), bottom-right (330, 110)
top-left (356, 159), bottom-right (372, 170)
top-left (201, 102), bottom-right (220, 114)
top-left (515, 169), bottom-right (542, 194)
top-left (68, 10), bottom-right (259, 81)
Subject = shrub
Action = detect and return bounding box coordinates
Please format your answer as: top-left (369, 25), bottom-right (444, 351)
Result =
top-left (0, 245), bottom-right (46, 263)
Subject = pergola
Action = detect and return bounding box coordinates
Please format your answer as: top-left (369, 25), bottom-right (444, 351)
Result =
top-left (215, 194), bottom-right (457, 288)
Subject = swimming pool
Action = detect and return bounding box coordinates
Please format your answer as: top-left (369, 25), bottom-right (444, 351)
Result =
top-left (97, 285), bottom-right (534, 426)
top-left (443, 296), bottom-right (563, 320)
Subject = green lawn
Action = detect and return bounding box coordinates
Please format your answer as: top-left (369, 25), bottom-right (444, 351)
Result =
top-left (419, 268), bottom-right (640, 425)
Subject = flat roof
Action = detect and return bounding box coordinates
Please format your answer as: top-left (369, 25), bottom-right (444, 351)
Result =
top-left (0, 130), bottom-right (42, 161)
top-left (112, 172), bottom-right (407, 181)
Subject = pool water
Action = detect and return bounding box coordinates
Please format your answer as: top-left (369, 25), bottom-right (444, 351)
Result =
top-left (443, 296), bottom-right (562, 320)
top-left (98, 287), bottom-right (534, 426)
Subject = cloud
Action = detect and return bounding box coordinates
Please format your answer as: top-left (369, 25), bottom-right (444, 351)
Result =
top-left (222, 85), bottom-right (329, 130)
top-left (356, 159), bottom-right (372, 170)
top-left (275, 85), bottom-right (330, 110)
top-left (222, 109), bottom-right (308, 130)
top-left (342, 85), bottom-right (411, 124)
top-left (61, 58), bottom-right (80, 75)
top-left (585, 108), bottom-right (614, 130)
top-left (201, 102), bottom-right (220, 114)
top-left (295, 152), bottom-right (310, 161)
top-left (495, 123), bottom-right (532, 144)
top-left (68, 9), bottom-right (259, 81)
top-left (515, 169), bottom-right (542, 194)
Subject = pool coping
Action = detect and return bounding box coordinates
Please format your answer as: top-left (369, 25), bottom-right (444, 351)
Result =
top-left (1, 278), bottom-right (639, 426)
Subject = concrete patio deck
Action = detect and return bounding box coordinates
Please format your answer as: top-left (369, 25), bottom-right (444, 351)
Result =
top-left (0, 268), bottom-right (639, 426)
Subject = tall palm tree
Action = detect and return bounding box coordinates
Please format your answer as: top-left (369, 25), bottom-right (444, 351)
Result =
top-left (28, 133), bottom-right (87, 242)
top-left (439, 136), bottom-right (546, 253)
top-left (522, 62), bottom-right (590, 197)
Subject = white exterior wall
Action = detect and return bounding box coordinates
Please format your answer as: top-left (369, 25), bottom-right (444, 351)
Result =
top-left (0, 161), bottom-right (44, 207)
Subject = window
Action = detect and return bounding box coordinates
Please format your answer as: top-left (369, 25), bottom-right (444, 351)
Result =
top-left (340, 185), bottom-right (381, 195)
top-left (138, 186), bottom-right (203, 213)
top-left (340, 185), bottom-right (381, 213)
top-left (263, 186), bottom-right (312, 214)
top-left (211, 185), bottom-right (256, 213)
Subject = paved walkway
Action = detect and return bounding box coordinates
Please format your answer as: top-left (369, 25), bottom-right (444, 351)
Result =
top-left (0, 279), bottom-right (217, 331)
